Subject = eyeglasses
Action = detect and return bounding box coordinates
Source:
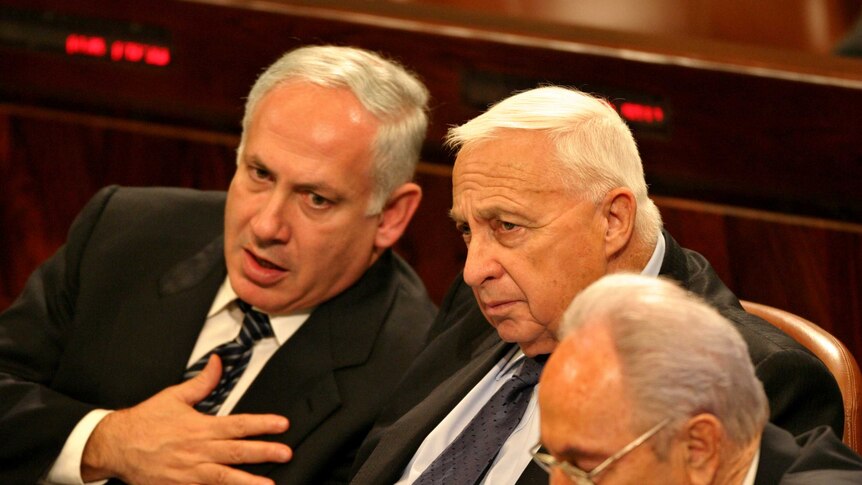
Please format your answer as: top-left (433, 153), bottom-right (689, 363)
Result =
top-left (531, 418), bottom-right (671, 485)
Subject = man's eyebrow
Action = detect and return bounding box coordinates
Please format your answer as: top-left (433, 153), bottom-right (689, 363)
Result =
top-left (552, 443), bottom-right (608, 464)
top-left (294, 182), bottom-right (344, 200)
top-left (449, 203), bottom-right (527, 225)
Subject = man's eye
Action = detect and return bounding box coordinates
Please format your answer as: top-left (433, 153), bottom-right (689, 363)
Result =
top-left (455, 222), bottom-right (471, 235)
top-left (250, 167), bottom-right (270, 181)
top-left (308, 193), bottom-right (332, 208)
top-left (500, 221), bottom-right (518, 231)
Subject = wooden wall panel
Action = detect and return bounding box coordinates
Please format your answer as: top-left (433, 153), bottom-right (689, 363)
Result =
top-left (0, 106), bottom-right (238, 308)
top-left (657, 197), bottom-right (862, 356)
top-left (2, 0), bottom-right (861, 219)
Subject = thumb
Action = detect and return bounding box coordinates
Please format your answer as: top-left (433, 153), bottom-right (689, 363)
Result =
top-left (175, 354), bottom-right (222, 406)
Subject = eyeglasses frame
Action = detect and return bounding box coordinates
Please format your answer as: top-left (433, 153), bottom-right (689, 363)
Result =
top-left (531, 417), bottom-right (672, 484)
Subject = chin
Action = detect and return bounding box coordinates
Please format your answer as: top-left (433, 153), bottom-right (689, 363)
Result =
top-left (494, 325), bottom-right (558, 357)
top-left (519, 339), bottom-right (558, 358)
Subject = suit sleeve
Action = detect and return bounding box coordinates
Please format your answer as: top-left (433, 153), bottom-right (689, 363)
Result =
top-left (755, 348), bottom-right (845, 438)
top-left (669, 239), bottom-right (845, 438)
top-left (0, 186), bottom-right (119, 483)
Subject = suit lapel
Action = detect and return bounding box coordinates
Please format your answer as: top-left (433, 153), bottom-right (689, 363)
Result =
top-left (232, 251), bottom-right (401, 476)
top-left (658, 229), bottom-right (689, 282)
top-left (233, 308), bottom-right (341, 440)
top-left (97, 237), bottom-right (227, 407)
top-left (365, 334), bottom-right (513, 481)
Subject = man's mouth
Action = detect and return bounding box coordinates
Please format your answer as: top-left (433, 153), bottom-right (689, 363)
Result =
top-left (252, 253), bottom-right (285, 270)
top-left (481, 299), bottom-right (517, 316)
top-left (246, 249), bottom-right (287, 271)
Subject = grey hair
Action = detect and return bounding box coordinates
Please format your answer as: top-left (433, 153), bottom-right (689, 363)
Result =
top-left (446, 86), bottom-right (661, 246)
top-left (559, 273), bottom-right (769, 457)
top-left (238, 45), bottom-right (430, 214)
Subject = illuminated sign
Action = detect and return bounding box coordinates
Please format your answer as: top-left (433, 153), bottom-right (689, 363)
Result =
top-left (65, 34), bottom-right (170, 66)
top-left (615, 100), bottom-right (666, 125)
top-left (0, 7), bottom-right (172, 67)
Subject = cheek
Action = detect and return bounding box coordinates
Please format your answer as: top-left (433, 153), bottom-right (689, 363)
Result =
top-left (223, 200), bottom-right (241, 243)
top-left (314, 219), bottom-right (377, 263)
top-left (612, 450), bottom-right (674, 485)
top-left (224, 188), bottom-right (255, 235)
top-left (224, 211), bottom-right (252, 252)
top-left (548, 243), bottom-right (607, 299)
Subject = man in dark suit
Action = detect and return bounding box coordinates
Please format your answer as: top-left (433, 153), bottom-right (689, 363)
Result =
top-left (536, 274), bottom-right (862, 485)
top-left (350, 86), bottom-right (843, 484)
top-left (0, 45), bottom-right (436, 484)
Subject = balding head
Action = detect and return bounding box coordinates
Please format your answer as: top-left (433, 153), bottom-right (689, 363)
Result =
top-left (537, 274), bottom-right (766, 485)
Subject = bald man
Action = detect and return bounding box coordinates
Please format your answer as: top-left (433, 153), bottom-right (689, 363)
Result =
top-left (537, 274), bottom-right (862, 484)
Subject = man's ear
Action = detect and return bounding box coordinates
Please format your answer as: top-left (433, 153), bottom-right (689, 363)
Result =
top-left (374, 182), bottom-right (422, 250)
top-left (682, 414), bottom-right (723, 485)
top-left (600, 188), bottom-right (636, 258)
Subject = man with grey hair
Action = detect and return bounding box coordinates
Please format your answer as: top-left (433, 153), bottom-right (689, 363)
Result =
top-left (351, 86), bottom-right (841, 484)
top-left (537, 273), bottom-right (862, 484)
top-left (0, 45), bottom-right (435, 484)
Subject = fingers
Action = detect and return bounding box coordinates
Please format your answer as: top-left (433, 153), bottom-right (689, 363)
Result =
top-left (206, 440), bottom-right (293, 465)
top-left (176, 354), bottom-right (223, 405)
top-left (194, 463), bottom-right (279, 485)
top-left (211, 414), bottom-right (290, 440)
top-left (81, 368), bottom-right (293, 485)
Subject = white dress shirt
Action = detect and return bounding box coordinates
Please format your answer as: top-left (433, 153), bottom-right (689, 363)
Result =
top-left (396, 232), bottom-right (667, 484)
top-left (743, 448), bottom-right (760, 485)
top-left (42, 279), bottom-right (310, 484)
top-left (396, 347), bottom-right (538, 484)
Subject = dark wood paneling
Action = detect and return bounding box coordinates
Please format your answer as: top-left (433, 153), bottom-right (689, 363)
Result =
top-left (658, 197), bottom-right (862, 359)
top-left (1, 0), bottom-right (861, 219)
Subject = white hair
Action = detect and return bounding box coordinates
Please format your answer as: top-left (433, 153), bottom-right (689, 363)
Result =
top-left (560, 273), bottom-right (769, 456)
top-left (446, 86), bottom-right (661, 245)
top-left (238, 45), bottom-right (429, 214)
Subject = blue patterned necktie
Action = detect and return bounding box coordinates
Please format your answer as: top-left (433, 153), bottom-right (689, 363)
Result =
top-left (414, 356), bottom-right (545, 485)
top-left (183, 299), bottom-right (274, 415)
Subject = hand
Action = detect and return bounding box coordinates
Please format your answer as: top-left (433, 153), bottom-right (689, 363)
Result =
top-left (81, 355), bottom-right (291, 485)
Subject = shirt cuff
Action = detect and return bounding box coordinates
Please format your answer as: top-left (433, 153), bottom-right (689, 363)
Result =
top-left (42, 409), bottom-right (113, 485)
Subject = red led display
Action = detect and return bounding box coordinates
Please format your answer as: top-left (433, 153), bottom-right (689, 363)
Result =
top-left (607, 100), bottom-right (667, 127)
top-left (65, 33), bottom-right (170, 66)
top-left (618, 101), bottom-right (665, 124)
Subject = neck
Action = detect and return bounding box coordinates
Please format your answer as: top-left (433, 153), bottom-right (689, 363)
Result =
top-left (608, 230), bottom-right (656, 274)
top-left (714, 438), bottom-right (760, 485)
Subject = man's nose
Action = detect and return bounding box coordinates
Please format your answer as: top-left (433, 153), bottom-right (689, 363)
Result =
top-left (250, 195), bottom-right (291, 244)
top-left (462, 233), bottom-right (503, 287)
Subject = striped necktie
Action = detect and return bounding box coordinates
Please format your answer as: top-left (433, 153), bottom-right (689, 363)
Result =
top-left (414, 356), bottom-right (545, 485)
top-left (183, 299), bottom-right (274, 415)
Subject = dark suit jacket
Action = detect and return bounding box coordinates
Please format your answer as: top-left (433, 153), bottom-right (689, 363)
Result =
top-left (0, 186), bottom-right (436, 484)
top-left (755, 424), bottom-right (862, 484)
top-left (350, 230), bottom-right (843, 484)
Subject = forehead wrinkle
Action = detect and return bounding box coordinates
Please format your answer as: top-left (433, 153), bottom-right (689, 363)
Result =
top-left (454, 173), bottom-right (548, 218)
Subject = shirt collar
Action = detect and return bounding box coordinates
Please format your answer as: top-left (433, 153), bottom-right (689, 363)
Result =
top-left (495, 346), bottom-right (526, 380)
top-left (207, 278), bottom-right (313, 345)
top-left (641, 231), bottom-right (666, 277)
top-left (742, 447), bottom-right (760, 485)
top-left (208, 278), bottom-right (237, 318)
